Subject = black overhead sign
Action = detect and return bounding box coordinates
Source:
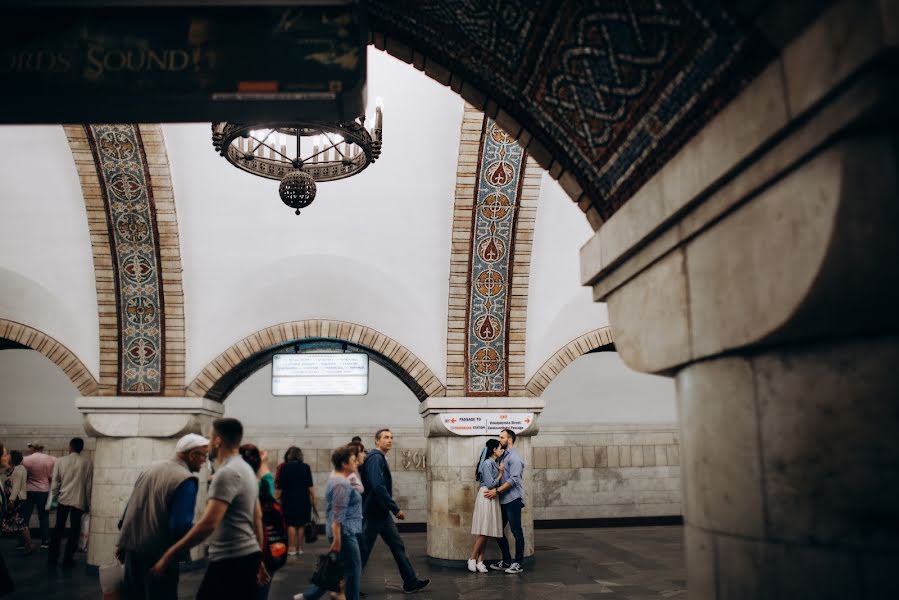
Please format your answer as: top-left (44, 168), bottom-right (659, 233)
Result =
top-left (0, 1), bottom-right (366, 123)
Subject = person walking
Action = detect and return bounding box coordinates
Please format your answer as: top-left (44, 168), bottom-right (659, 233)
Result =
top-left (360, 429), bottom-right (430, 594)
top-left (239, 444), bottom-right (282, 600)
top-left (293, 444), bottom-right (363, 600)
top-left (467, 439), bottom-right (504, 573)
top-left (276, 446), bottom-right (315, 556)
top-left (47, 437), bottom-right (93, 567)
top-left (485, 429), bottom-right (525, 574)
top-left (151, 418), bottom-right (269, 600)
top-left (2, 449), bottom-right (33, 554)
top-left (116, 433), bottom-right (209, 600)
top-left (20, 442), bottom-right (55, 549)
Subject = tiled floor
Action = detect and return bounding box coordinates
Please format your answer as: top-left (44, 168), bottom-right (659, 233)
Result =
top-left (0, 526), bottom-right (686, 599)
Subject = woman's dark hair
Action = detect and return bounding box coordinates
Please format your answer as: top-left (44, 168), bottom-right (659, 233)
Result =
top-left (285, 446), bottom-right (304, 463)
top-left (350, 441), bottom-right (365, 454)
top-left (475, 438), bottom-right (502, 480)
top-left (331, 445), bottom-right (355, 471)
top-left (239, 444), bottom-right (262, 474)
top-left (10, 450), bottom-right (23, 466)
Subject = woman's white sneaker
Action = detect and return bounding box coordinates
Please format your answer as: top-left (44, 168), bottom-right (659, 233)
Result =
top-left (476, 562), bottom-right (489, 573)
top-left (467, 559), bottom-right (477, 573)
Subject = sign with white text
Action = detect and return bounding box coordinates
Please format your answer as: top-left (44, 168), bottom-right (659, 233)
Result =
top-left (440, 413), bottom-right (534, 436)
top-left (271, 353), bottom-right (368, 396)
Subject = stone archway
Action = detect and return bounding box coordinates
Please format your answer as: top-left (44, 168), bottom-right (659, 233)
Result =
top-left (525, 326), bottom-right (614, 396)
top-left (0, 318), bottom-right (98, 395)
top-left (186, 319), bottom-right (446, 402)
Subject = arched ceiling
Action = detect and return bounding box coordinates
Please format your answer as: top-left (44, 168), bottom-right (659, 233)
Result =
top-left (0, 48), bottom-right (611, 395)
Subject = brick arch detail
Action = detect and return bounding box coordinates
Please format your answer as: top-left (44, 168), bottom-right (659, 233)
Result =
top-left (525, 327), bottom-right (614, 397)
top-left (369, 1), bottom-right (773, 229)
top-left (0, 319), bottom-right (99, 395)
top-left (64, 124), bottom-right (185, 396)
top-left (186, 320), bottom-right (447, 402)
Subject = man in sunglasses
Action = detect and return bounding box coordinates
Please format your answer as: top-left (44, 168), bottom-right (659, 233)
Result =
top-left (116, 433), bottom-right (210, 600)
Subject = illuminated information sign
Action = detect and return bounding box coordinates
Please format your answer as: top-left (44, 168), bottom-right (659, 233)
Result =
top-left (271, 353), bottom-right (368, 396)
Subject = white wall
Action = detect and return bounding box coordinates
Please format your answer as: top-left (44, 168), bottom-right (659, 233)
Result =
top-left (0, 126), bottom-right (99, 379)
top-left (540, 352), bottom-right (676, 424)
top-left (224, 359), bottom-right (422, 427)
top-left (168, 47), bottom-right (463, 384)
top-left (526, 173), bottom-right (607, 381)
top-left (0, 349), bottom-right (82, 426)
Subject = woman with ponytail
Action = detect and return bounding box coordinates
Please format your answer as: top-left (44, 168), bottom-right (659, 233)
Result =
top-left (467, 438), bottom-right (504, 573)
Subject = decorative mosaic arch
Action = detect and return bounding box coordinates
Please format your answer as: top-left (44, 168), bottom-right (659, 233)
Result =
top-left (369, 0), bottom-right (773, 228)
top-left (0, 319), bottom-right (99, 395)
top-left (445, 106), bottom-right (541, 396)
top-left (525, 326), bottom-right (615, 397)
top-left (64, 124), bottom-right (185, 396)
top-left (187, 320), bottom-right (446, 402)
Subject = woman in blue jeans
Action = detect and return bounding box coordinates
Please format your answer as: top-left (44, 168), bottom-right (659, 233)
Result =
top-left (294, 445), bottom-right (362, 600)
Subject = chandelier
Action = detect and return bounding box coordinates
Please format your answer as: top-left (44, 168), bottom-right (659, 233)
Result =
top-left (211, 101), bottom-right (383, 215)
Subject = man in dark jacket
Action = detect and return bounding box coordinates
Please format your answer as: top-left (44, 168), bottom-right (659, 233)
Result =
top-left (360, 429), bottom-right (430, 594)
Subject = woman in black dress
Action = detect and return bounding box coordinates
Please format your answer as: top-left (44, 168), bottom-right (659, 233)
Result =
top-left (276, 446), bottom-right (315, 555)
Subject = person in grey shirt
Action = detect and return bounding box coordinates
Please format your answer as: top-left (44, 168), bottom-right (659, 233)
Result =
top-left (484, 428), bottom-right (526, 574)
top-left (48, 437), bottom-right (93, 567)
top-left (152, 418), bottom-right (269, 600)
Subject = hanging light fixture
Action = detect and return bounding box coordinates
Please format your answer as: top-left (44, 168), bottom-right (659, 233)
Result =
top-left (211, 99), bottom-right (383, 215)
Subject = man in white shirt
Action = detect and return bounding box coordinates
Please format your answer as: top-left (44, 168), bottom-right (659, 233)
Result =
top-left (48, 437), bottom-right (93, 567)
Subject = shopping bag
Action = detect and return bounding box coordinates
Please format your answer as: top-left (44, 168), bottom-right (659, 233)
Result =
top-left (310, 552), bottom-right (343, 592)
top-left (78, 514), bottom-right (90, 552)
top-left (304, 508), bottom-right (319, 544)
top-left (99, 562), bottom-right (124, 600)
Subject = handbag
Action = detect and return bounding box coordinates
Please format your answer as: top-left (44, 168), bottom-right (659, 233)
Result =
top-left (99, 562), bottom-right (124, 600)
top-left (304, 508), bottom-right (319, 544)
top-left (310, 552), bottom-right (343, 592)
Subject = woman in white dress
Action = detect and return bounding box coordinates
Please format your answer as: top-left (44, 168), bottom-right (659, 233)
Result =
top-left (467, 439), bottom-right (504, 573)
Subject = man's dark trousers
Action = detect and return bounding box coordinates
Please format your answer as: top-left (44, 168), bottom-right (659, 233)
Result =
top-left (360, 516), bottom-right (416, 587)
top-left (48, 504), bottom-right (84, 565)
top-left (21, 491), bottom-right (50, 544)
top-left (496, 498), bottom-right (524, 564)
top-left (122, 551), bottom-right (179, 600)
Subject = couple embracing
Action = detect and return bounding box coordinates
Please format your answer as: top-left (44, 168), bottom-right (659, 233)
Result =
top-left (468, 428), bottom-right (525, 575)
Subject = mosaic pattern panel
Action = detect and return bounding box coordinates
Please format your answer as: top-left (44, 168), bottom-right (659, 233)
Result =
top-left (88, 124), bottom-right (165, 394)
top-left (370, 0), bottom-right (773, 220)
top-left (465, 118), bottom-right (525, 395)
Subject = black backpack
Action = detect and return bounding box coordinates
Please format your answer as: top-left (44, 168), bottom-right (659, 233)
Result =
top-left (259, 486), bottom-right (288, 573)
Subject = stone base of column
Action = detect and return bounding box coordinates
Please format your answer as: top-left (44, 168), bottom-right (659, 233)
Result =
top-left (76, 397), bottom-right (224, 567)
top-left (420, 397), bottom-right (542, 567)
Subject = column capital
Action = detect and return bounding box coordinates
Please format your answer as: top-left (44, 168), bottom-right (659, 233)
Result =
top-left (76, 396), bottom-right (225, 438)
top-left (419, 396), bottom-right (544, 438)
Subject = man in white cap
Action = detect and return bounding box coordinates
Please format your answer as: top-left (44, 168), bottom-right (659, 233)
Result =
top-left (116, 433), bottom-right (209, 600)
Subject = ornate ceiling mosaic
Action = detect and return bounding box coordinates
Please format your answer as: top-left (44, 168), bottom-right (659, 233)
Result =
top-left (87, 124), bottom-right (165, 394)
top-left (370, 0), bottom-right (773, 220)
top-left (465, 118), bottom-right (526, 395)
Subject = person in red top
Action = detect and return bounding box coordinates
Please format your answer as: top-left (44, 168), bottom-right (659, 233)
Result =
top-left (21, 442), bottom-right (56, 548)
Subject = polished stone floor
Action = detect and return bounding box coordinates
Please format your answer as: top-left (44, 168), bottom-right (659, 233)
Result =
top-left (0, 526), bottom-right (685, 599)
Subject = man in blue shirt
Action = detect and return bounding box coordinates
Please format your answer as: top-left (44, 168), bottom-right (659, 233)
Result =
top-left (484, 428), bottom-right (526, 574)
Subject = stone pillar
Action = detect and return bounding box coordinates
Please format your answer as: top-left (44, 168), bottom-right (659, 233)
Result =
top-left (580, 4), bottom-right (898, 597)
top-left (419, 397), bottom-right (543, 567)
top-left (76, 397), bottom-right (224, 567)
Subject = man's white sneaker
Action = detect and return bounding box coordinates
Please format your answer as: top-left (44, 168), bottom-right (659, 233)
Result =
top-left (476, 562), bottom-right (489, 573)
top-left (505, 562), bottom-right (523, 574)
top-left (489, 561), bottom-right (509, 571)
top-left (293, 595), bottom-right (305, 600)
top-left (467, 559), bottom-right (477, 573)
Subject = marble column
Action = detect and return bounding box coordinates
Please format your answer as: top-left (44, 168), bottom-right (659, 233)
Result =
top-left (419, 397), bottom-right (543, 567)
top-left (580, 3), bottom-right (898, 597)
top-left (76, 397), bottom-right (224, 567)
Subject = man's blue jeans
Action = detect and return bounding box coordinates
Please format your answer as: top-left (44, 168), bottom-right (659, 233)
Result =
top-left (302, 533), bottom-right (361, 600)
top-left (360, 515), bottom-right (417, 586)
top-left (496, 498), bottom-right (524, 564)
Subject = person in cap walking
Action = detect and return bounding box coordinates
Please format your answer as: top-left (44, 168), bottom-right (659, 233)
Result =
top-left (116, 433), bottom-right (209, 600)
top-left (21, 442), bottom-right (55, 549)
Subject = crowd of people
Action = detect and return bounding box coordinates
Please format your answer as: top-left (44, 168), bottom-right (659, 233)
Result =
top-left (0, 421), bottom-right (528, 599)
